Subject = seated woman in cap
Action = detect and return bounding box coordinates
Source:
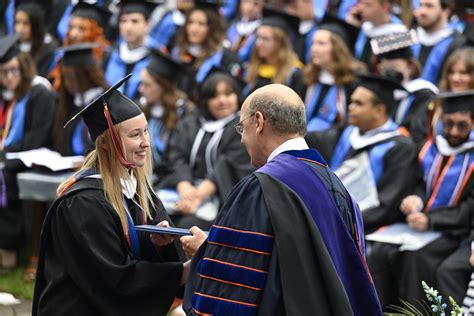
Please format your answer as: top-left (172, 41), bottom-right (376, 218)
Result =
top-left (52, 44), bottom-right (109, 157)
top-left (157, 71), bottom-right (254, 231)
top-left (171, 3), bottom-right (243, 99)
top-left (33, 74), bottom-right (189, 316)
top-left (14, 0), bottom-right (58, 78)
top-left (139, 50), bottom-right (194, 168)
top-left (0, 34), bottom-right (57, 272)
top-left (303, 14), bottom-right (362, 132)
top-left (244, 9), bottom-right (306, 99)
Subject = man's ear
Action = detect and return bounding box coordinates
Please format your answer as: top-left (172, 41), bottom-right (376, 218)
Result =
top-left (255, 111), bottom-right (265, 134)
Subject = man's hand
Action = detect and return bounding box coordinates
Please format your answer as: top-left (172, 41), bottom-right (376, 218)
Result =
top-left (400, 195), bottom-right (424, 215)
top-left (150, 221), bottom-right (175, 247)
top-left (407, 212), bottom-right (429, 231)
top-left (180, 226), bottom-right (207, 258)
top-left (346, 4), bottom-right (363, 27)
top-left (470, 249), bottom-right (474, 267)
top-left (181, 260), bottom-right (191, 285)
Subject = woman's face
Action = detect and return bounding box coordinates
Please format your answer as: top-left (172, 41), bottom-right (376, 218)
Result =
top-left (68, 16), bottom-right (88, 44)
top-left (0, 57), bottom-right (22, 91)
top-left (255, 26), bottom-right (277, 61)
top-left (186, 10), bottom-right (209, 45)
top-left (207, 81), bottom-right (239, 120)
top-left (448, 60), bottom-right (472, 92)
top-left (15, 11), bottom-right (32, 42)
top-left (139, 69), bottom-right (165, 104)
top-left (310, 30), bottom-right (333, 69)
top-left (120, 113), bottom-right (150, 168)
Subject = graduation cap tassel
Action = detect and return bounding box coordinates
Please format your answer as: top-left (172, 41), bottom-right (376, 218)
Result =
top-left (103, 101), bottom-right (136, 169)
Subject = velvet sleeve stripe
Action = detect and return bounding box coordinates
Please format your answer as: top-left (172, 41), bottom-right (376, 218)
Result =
top-left (192, 292), bottom-right (258, 315)
top-left (197, 258), bottom-right (267, 291)
top-left (207, 225), bottom-right (274, 255)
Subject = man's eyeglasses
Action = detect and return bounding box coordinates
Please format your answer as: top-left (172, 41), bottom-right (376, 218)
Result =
top-left (443, 119), bottom-right (472, 133)
top-left (234, 113), bottom-right (255, 135)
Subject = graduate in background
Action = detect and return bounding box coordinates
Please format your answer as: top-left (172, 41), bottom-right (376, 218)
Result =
top-left (0, 34), bottom-right (57, 272)
top-left (171, 1), bottom-right (243, 100)
top-left (226, 0), bottom-right (265, 64)
top-left (368, 91), bottom-right (473, 308)
top-left (305, 74), bottom-right (417, 234)
top-left (104, 0), bottom-right (157, 101)
top-left (49, 1), bottom-right (111, 91)
top-left (157, 70), bottom-right (253, 231)
top-left (139, 49), bottom-right (194, 168)
top-left (33, 74), bottom-right (189, 315)
top-left (373, 32), bottom-right (439, 146)
top-left (244, 8), bottom-right (306, 99)
top-left (14, 0), bottom-right (58, 78)
top-left (181, 84), bottom-right (382, 315)
top-left (303, 13), bottom-right (361, 132)
top-left (52, 44), bottom-right (108, 157)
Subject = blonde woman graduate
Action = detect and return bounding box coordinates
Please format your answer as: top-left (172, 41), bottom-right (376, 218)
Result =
top-left (33, 74), bottom-right (190, 316)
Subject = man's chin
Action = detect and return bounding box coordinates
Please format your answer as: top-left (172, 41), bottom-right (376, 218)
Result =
top-left (447, 138), bottom-right (463, 147)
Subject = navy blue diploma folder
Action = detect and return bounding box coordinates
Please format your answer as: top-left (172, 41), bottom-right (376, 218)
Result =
top-left (135, 225), bottom-right (192, 236)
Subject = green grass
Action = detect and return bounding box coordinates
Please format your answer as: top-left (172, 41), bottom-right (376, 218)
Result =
top-left (0, 266), bottom-right (35, 300)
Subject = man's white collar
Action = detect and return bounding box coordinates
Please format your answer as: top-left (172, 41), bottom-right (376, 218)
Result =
top-left (267, 137), bottom-right (309, 162)
top-left (416, 26), bottom-right (453, 46)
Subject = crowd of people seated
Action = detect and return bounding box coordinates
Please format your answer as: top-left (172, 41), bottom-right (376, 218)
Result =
top-left (0, 0), bottom-right (472, 312)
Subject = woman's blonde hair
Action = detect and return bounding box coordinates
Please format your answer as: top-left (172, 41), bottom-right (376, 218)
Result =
top-left (246, 26), bottom-right (300, 85)
top-left (57, 123), bottom-right (155, 237)
top-left (303, 30), bottom-right (358, 86)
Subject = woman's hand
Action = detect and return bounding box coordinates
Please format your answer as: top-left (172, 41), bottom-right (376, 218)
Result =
top-left (150, 221), bottom-right (175, 247)
top-left (180, 226), bottom-right (208, 258)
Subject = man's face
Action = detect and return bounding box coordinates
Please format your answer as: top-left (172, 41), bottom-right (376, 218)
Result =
top-left (239, 100), bottom-right (264, 167)
top-left (442, 112), bottom-right (473, 147)
top-left (119, 13), bottom-right (148, 46)
top-left (348, 87), bottom-right (381, 132)
top-left (358, 0), bottom-right (385, 23)
top-left (240, 0), bottom-right (264, 21)
top-left (414, 0), bottom-right (445, 31)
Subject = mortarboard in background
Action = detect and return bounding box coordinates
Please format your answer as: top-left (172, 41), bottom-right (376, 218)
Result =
top-left (261, 7), bottom-right (300, 36)
top-left (71, 1), bottom-right (112, 29)
top-left (146, 49), bottom-right (186, 84)
top-left (318, 13), bottom-right (360, 53)
top-left (64, 73), bottom-right (143, 142)
top-left (370, 30), bottom-right (417, 60)
top-left (15, 0), bottom-right (52, 19)
top-left (61, 43), bottom-right (98, 67)
top-left (436, 90), bottom-right (474, 114)
top-left (355, 73), bottom-right (406, 112)
top-left (120, 0), bottom-right (160, 20)
top-left (0, 33), bottom-right (21, 64)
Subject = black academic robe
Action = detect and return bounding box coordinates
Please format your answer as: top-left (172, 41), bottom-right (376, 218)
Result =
top-left (158, 112), bottom-right (254, 204)
top-left (33, 177), bottom-right (186, 316)
top-left (305, 125), bottom-right (418, 234)
top-left (183, 150), bottom-right (382, 315)
top-left (34, 41), bottom-right (58, 78)
top-left (0, 84), bottom-right (57, 249)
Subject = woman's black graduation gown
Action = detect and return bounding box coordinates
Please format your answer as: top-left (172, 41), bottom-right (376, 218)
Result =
top-left (33, 177), bottom-right (187, 316)
top-left (0, 83), bottom-right (57, 249)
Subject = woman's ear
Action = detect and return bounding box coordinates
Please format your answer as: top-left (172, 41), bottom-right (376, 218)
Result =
top-left (97, 135), bottom-right (107, 149)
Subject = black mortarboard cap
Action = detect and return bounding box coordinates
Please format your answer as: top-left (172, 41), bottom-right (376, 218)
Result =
top-left (319, 13), bottom-right (359, 52)
top-left (437, 90), bottom-right (474, 114)
top-left (15, 0), bottom-right (51, 18)
top-left (194, 0), bottom-right (221, 11)
top-left (71, 1), bottom-right (112, 29)
top-left (61, 43), bottom-right (98, 67)
top-left (146, 49), bottom-right (185, 83)
top-left (64, 74), bottom-right (143, 141)
top-left (356, 73), bottom-right (405, 112)
top-left (201, 65), bottom-right (246, 89)
top-left (371, 30), bottom-right (417, 59)
top-left (262, 8), bottom-right (300, 35)
top-left (0, 34), bottom-right (21, 64)
top-left (120, 0), bottom-right (159, 19)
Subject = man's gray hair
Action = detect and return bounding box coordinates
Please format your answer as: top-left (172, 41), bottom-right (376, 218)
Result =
top-left (247, 92), bottom-right (307, 136)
